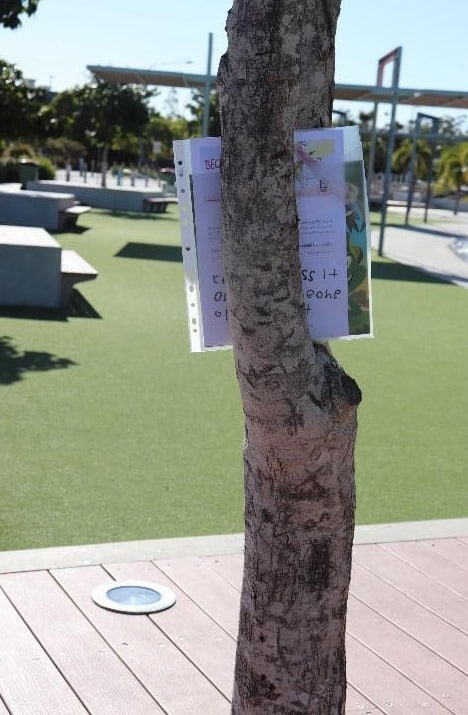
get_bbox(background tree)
[0,0,39,28]
[436,114,468,139]
[186,89,221,137]
[0,58,49,144]
[437,142,468,214]
[218,1,360,712]
[42,137,87,169]
[146,112,190,164]
[47,79,154,185]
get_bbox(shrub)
[0,160,20,182]
[0,156,56,183]
[2,142,36,161]
[43,138,87,168]
[37,156,56,179]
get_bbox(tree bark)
[218,2,361,713]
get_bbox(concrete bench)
[59,203,92,229]
[0,225,98,308]
[27,179,175,213]
[0,187,91,231]
[61,249,98,305]
[0,183,23,191]
[142,196,178,213]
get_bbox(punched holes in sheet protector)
[91,580,176,614]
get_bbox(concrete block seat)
[61,249,98,305]
[0,186,91,231]
[0,225,98,308]
[27,179,177,213]
[59,203,92,229]
[142,196,178,213]
[0,183,23,191]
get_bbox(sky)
[2,0,468,129]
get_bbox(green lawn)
[1,207,467,551]
[334,257,468,526]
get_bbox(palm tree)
[437,142,468,214]
[392,138,432,180]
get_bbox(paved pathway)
[372,208,468,289]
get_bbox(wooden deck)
[0,522,467,714]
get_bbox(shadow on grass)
[399,224,468,240]
[51,224,91,236]
[67,290,102,317]
[0,335,77,385]
[115,242,182,263]
[99,209,177,222]
[371,259,444,284]
[0,290,101,321]
[371,217,399,227]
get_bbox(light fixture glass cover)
[91,580,176,614]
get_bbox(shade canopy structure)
[87,65,468,110]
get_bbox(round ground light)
[91,580,176,614]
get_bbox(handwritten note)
[295,126,372,339]
[191,165,231,348]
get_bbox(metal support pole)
[405,118,419,225]
[366,101,378,197]
[378,47,402,256]
[202,33,213,137]
[424,142,437,223]
[424,120,439,223]
[332,110,347,127]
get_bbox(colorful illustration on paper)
[295,137,343,200]
[345,160,371,335]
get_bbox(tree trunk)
[101,144,109,188]
[218,2,361,712]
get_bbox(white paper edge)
[173,139,205,352]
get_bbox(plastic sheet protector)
[174,127,373,352]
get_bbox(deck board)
[156,556,241,638]
[352,544,468,634]
[343,686,384,714]
[203,552,243,589]
[54,564,230,714]
[418,538,468,571]
[0,587,87,714]
[383,540,468,598]
[106,560,236,701]
[0,700,12,714]
[347,596,467,711]
[346,636,453,714]
[350,562,468,674]
[0,529,467,714]
[0,570,161,714]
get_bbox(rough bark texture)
[218,1,361,714]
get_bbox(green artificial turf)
[1,208,244,550]
[1,207,467,550]
[334,254,468,526]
